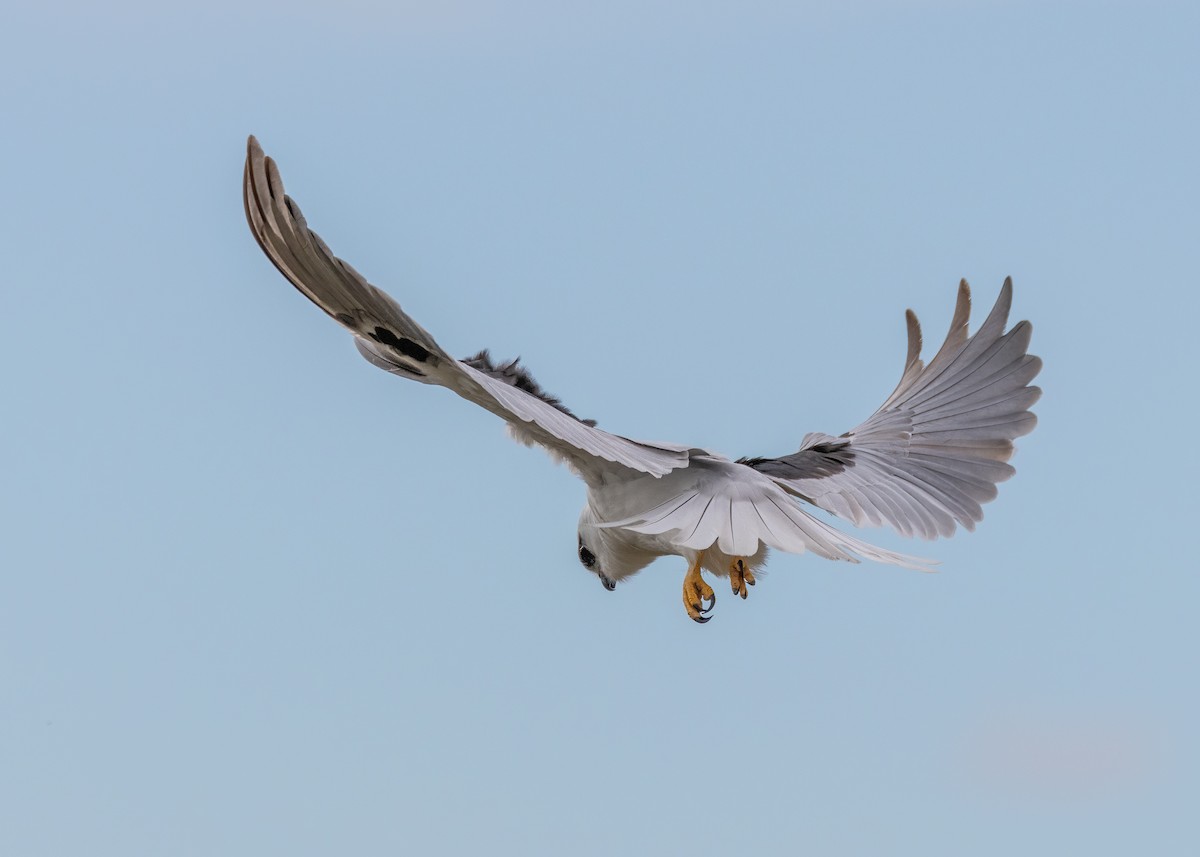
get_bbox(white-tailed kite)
[243,136,1042,623]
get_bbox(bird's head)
[577,505,656,591]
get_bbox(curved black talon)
[683,561,717,623]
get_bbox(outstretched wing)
[243,135,690,479]
[740,280,1041,539]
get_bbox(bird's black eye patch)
[578,544,597,569]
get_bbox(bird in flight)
[243,136,1042,623]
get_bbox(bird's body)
[583,457,776,583]
[243,135,1042,623]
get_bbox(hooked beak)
[599,574,616,591]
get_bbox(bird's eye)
[578,545,597,569]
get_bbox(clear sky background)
[2,1,1197,855]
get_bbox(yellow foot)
[682,553,715,624]
[729,558,756,599]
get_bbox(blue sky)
[2,2,1197,854]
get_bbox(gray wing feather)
[244,145,447,371]
[243,136,689,480]
[743,280,1041,539]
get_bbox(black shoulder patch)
[370,327,431,363]
[462,349,597,427]
[737,440,855,479]
[736,456,771,467]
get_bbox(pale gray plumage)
[242,135,1042,622]
[740,280,1041,540]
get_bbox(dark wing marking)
[462,349,597,427]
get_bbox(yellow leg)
[682,552,716,623]
[729,558,756,599]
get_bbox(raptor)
[243,136,1042,623]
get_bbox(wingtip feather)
[954,279,972,330]
[904,308,923,369]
